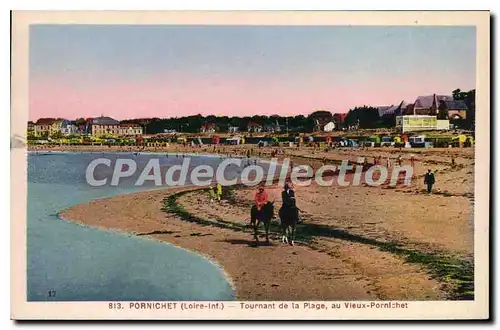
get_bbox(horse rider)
[254,186,269,220]
[282,183,300,224]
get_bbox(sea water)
[27,151,264,301]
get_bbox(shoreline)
[27,144,474,173]
[30,145,473,196]
[56,197,239,300]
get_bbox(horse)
[250,201,274,243]
[279,205,299,245]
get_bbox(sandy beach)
[56,144,474,300]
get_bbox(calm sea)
[27,151,264,301]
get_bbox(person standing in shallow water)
[424,169,436,194]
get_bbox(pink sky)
[29,25,476,121]
[29,73,474,121]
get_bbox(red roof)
[120,123,140,127]
[333,113,347,121]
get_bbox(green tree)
[452,88,475,131]
[452,89,468,101]
[344,106,380,129]
[288,115,314,132]
[50,131,63,139]
[75,118,87,126]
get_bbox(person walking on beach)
[424,169,436,194]
[216,183,223,202]
[410,154,416,167]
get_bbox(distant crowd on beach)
[32,139,468,197]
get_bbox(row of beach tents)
[29,132,474,148]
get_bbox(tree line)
[66,88,475,134]
[117,115,317,134]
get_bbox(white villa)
[119,123,143,136]
[91,116,120,137]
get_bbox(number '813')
[109,303,122,309]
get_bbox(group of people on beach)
[209,183,223,203]
[371,154,407,167]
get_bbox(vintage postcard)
[11,11,490,320]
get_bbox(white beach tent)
[323,121,335,132]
